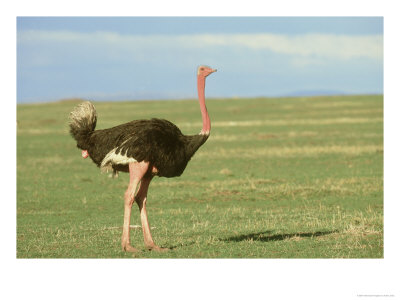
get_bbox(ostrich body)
[69,65,216,252]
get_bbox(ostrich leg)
[121,161,149,252]
[135,176,168,252]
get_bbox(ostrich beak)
[211,69,217,73]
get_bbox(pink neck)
[197,75,210,135]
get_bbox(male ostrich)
[69,65,217,252]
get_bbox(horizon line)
[16,92,383,105]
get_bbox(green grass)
[17,95,383,258]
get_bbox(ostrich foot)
[122,244,139,253]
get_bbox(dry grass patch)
[180,117,382,129]
[199,144,383,158]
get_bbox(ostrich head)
[197,65,217,77]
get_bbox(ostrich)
[69,65,217,252]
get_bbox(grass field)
[16,95,383,258]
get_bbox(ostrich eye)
[200,68,204,71]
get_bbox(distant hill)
[284,90,348,97]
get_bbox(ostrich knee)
[124,188,135,207]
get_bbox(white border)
[5,1,400,299]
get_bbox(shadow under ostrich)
[69,65,217,252]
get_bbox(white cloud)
[177,33,383,60]
[18,30,383,63]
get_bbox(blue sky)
[17,17,383,103]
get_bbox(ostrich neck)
[197,75,210,135]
